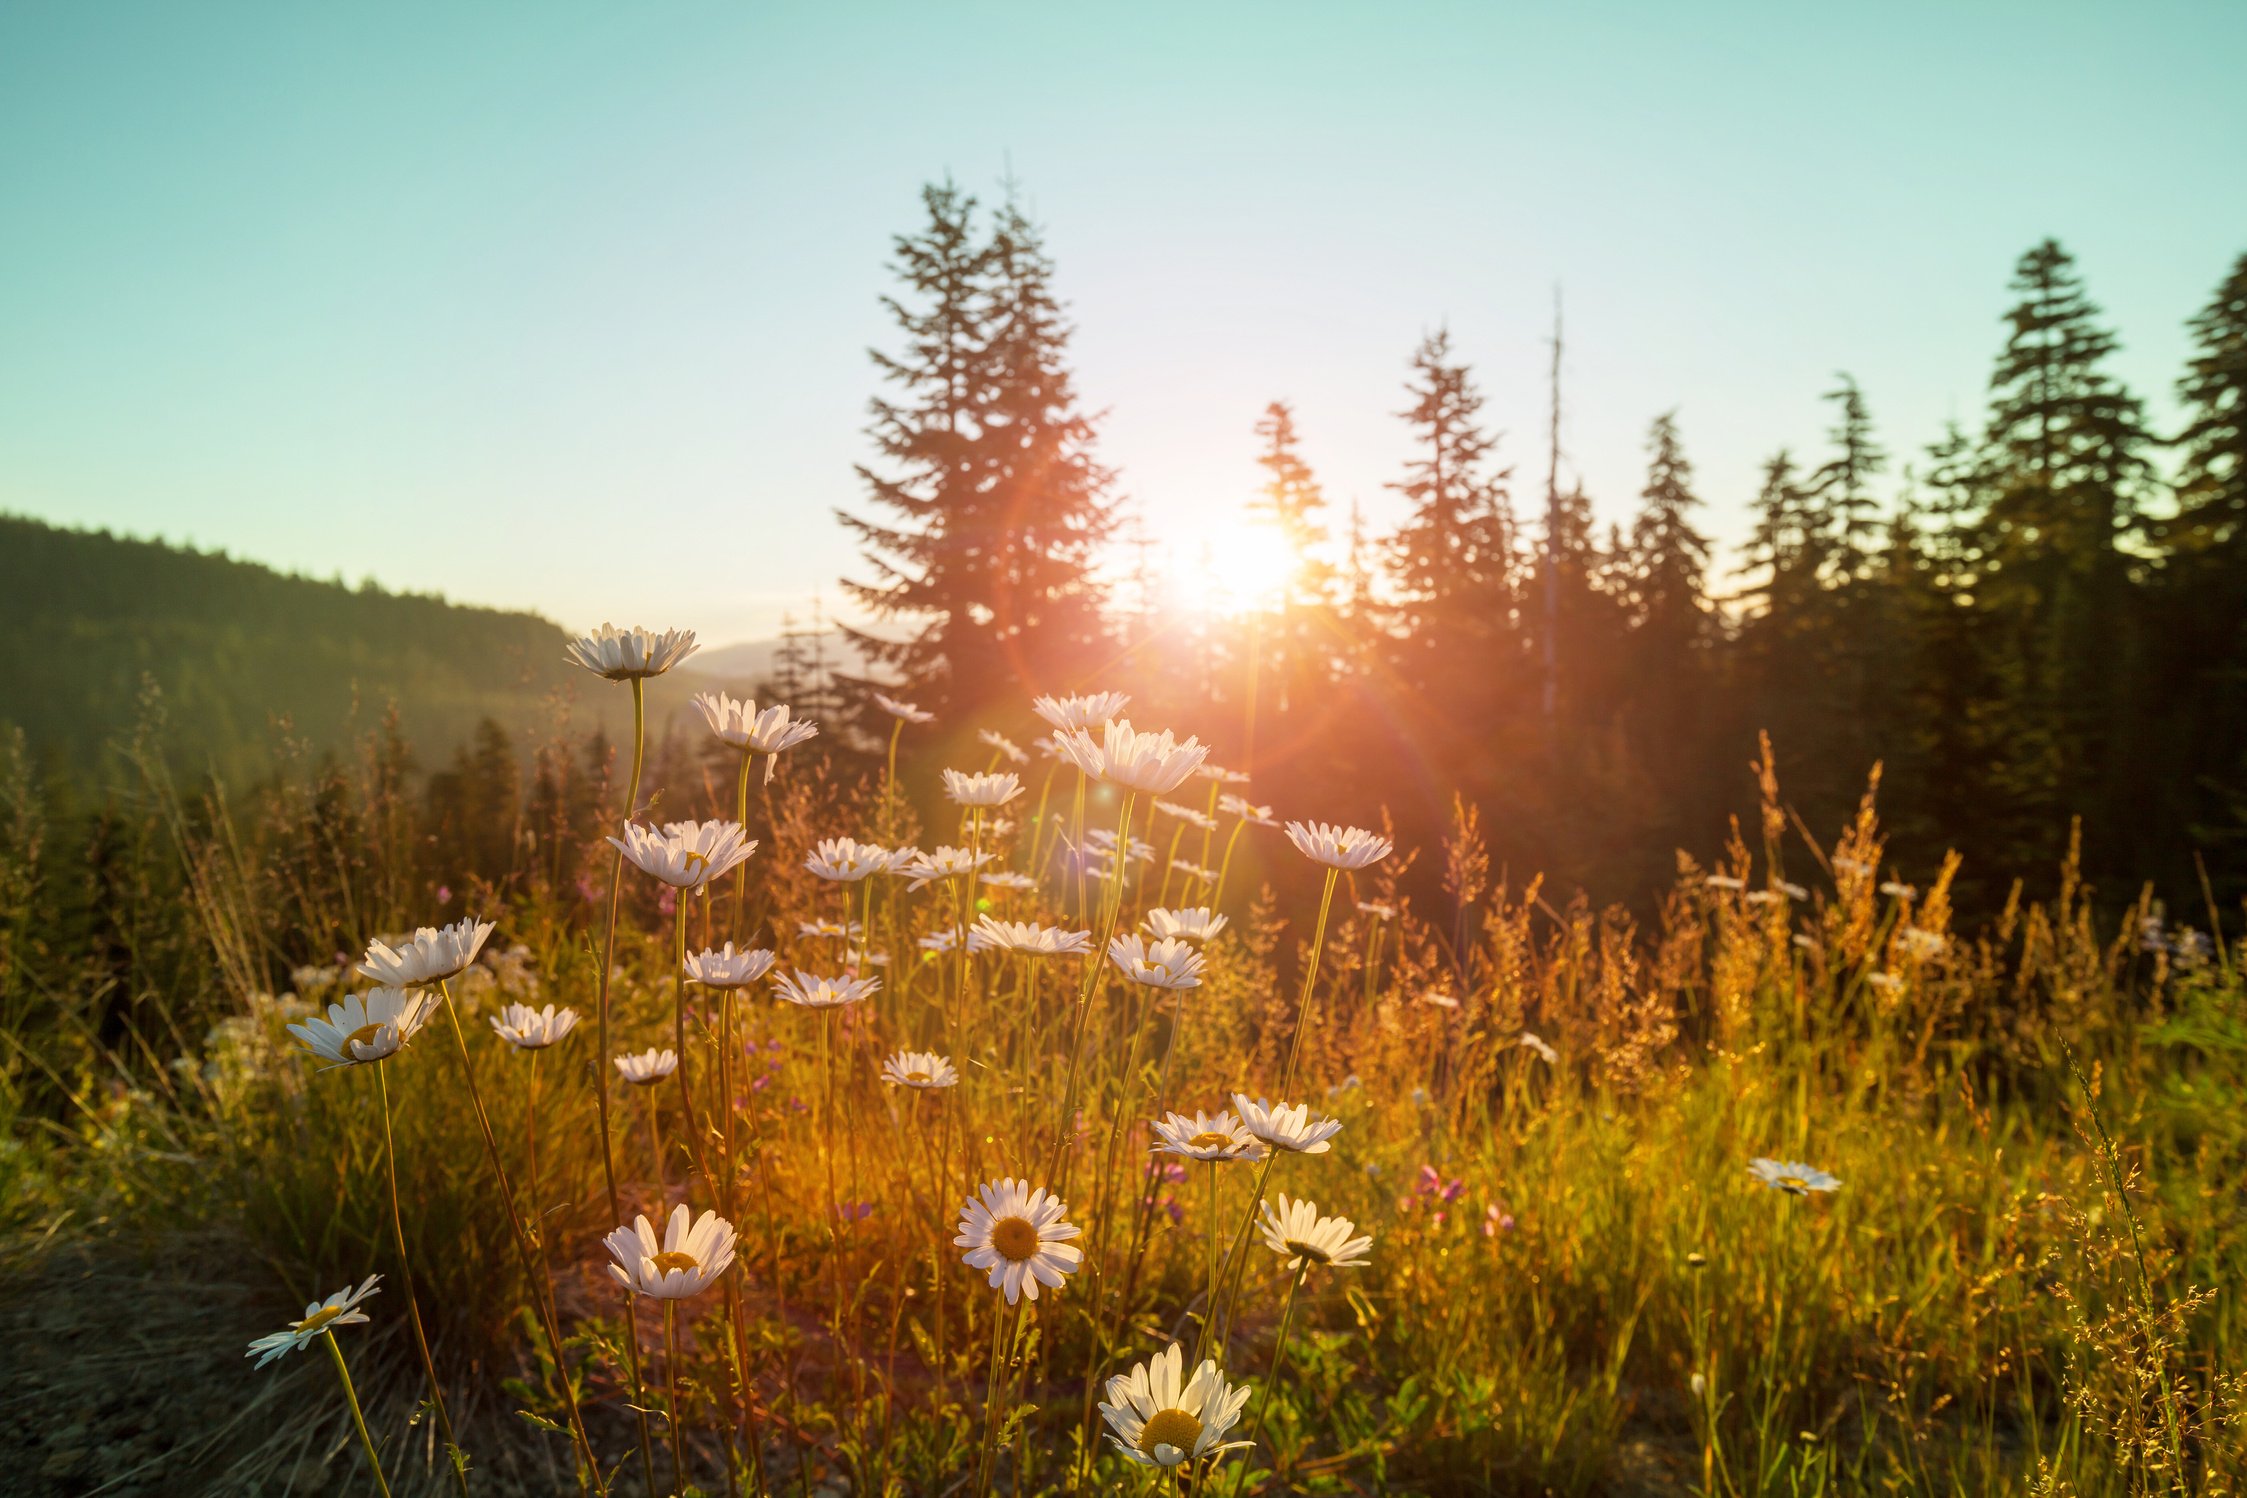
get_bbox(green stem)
[1235,1265,1308,1494]
[666,1298,687,1494]
[325,1330,394,1498]
[372,1064,467,1495]
[1278,869,1340,1098]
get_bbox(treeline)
[839,181,2247,913]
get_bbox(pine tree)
[2169,250,2247,558]
[1249,401,1338,708]
[1806,374,1888,576]
[1623,411,1710,637]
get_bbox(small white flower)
[1196,764,1252,785]
[943,769,1024,807]
[919,927,969,954]
[1284,820,1393,870]
[1356,901,1396,921]
[1108,934,1205,989]
[970,916,1093,956]
[771,970,880,1009]
[1880,881,1918,900]
[359,917,495,987]
[1833,855,1871,877]
[1744,890,1780,907]
[881,845,927,875]
[897,845,993,891]
[604,1203,738,1298]
[873,692,934,724]
[247,1275,382,1369]
[566,623,699,681]
[1515,1031,1556,1063]
[1052,720,1211,795]
[610,820,757,889]
[955,1177,1083,1304]
[489,1002,580,1050]
[881,1050,959,1089]
[692,692,819,771]
[684,944,778,989]
[1168,860,1217,885]
[1232,1094,1344,1155]
[981,871,1038,893]
[287,988,437,1067]
[1153,799,1218,831]
[1866,971,1903,994]
[1899,927,1948,959]
[797,919,864,941]
[615,1048,678,1084]
[1098,1342,1253,1470]
[805,837,891,882]
[1257,1194,1374,1270]
[1085,828,1155,864]
[1218,792,1277,826]
[978,729,1030,765]
[1777,880,1810,900]
[1748,1158,1842,1196]
[1031,691,1131,732]
[1703,874,1745,892]
[1421,991,1460,1010]
[1150,1109,1261,1163]
[1143,907,1228,943]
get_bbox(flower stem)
[1235,1265,1309,1494]
[1278,868,1340,1097]
[324,1329,394,1498]
[372,1064,467,1495]
[665,1298,687,1494]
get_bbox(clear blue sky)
[3,2,2241,645]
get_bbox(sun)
[1187,511,1300,616]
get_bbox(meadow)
[1,627,2241,1498]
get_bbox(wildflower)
[1031,691,1131,732]
[942,768,1024,807]
[1357,901,1396,921]
[1169,860,1217,885]
[1258,1194,1374,1270]
[615,1048,678,1084]
[1416,1165,1466,1204]
[1196,764,1252,785]
[1151,1109,1261,1162]
[1109,934,1206,989]
[1153,799,1218,831]
[955,1178,1082,1304]
[1515,1031,1557,1063]
[692,691,820,759]
[1899,927,1948,959]
[881,845,927,875]
[610,821,757,890]
[1284,820,1394,870]
[1482,1204,1515,1237]
[897,845,994,891]
[1232,1095,1344,1155]
[1748,1158,1842,1196]
[489,1002,580,1050]
[1703,874,1744,892]
[881,1050,960,1089]
[1098,1343,1253,1470]
[1775,880,1810,900]
[771,970,880,1009]
[1866,971,1903,994]
[1219,793,1277,826]
[603,1203,738,1299]
[684,943,778,989]
[979,729,1030,764]
[1792,934,1816,950]
[1083,828,1156,865]
[359,917,495,987]
[797,919,864,941]
[919,928,968,954]
[1881,880,1918,900]
[970,916,1093,956]
[1144,907,1229,943]
[982,871,1038,893]
[246,1275,382,1368]
[1421,991,1460,1010]
[565,623,698,681]
[805,837,890,882]
[838,1200,876,1222]
[288,988,436,1067]
[1833,855,1870,877]
[873,693,934,724]
[1051,720,1211,794]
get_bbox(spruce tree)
[1248,401,1338,710]
[1806,374,1888,576]
[2170,250,2247,558]
[1623,411,1711,637]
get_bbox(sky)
[3,2,2243,646]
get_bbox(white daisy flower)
[1283,820,1393,870]
[246,1275,382,1369]
[1257,1194,1374,1270]
[603,1203,738,1299]
[1703,874,1745,892]
[1744,890,1780,907]
[771,970,880,1009]
[287,987,436,1068]
[805,837,890,882]
[1232,1095,1344,1155]
[615,1048,678,1085]
[897,845,993,891]
[1196,764,1252,785]
[1098,1342,1253,1470]
[1776,880,1810,901]
[1085,828,1156,864]
[565,623,699,681]
[970,916,1094,956]
[1169,860,1217,885]
[1218,793,1278,826]
[1143,907,1228,943]
[1420,991,1460,1010]
[1866,971,1903,994]
[1150,1109,1261,1163]
[684,943,778,989]
[1051,720,1211,795]
[1356,901,1396,921]
[609,820,757,890]
[1833,855,1871,877]
[1514,1031,1557,1063]
[358,917,495,988]
[881,845,928,876]
[880,1050,959,1089]
[489,1002,579,1050]
[691,692,819,774]
[1899,927,1948,959]
[981,870,1038,892]
[1108,934,1205,989]
[978,729,1030,765]
[1748,1158,1842,1196]
[1880,881,1918,900]
[955,1178,1083,1304]
[943,768,1023,807]
[1153,799,1218,831]
[798,919,864,942]
[919,927,969,954]
[873,692,934,724]
[1031,691,1131,732]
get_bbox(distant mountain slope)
[0,515,755,786]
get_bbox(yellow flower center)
[1283,1237,1332,1265]
[1188,1132,1232,1151]
[343,1022,387,1054]
[1139,1407,1203,1458]
[1777,1175,1808,1194]
[905,1070,931,1084]
[651,1250,700,1275]
[990,1215,1040,1263]
[295,1304,345,1333]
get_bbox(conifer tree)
[1806,374,1888,576]
[1623,411,1711,637]
[2170,250,2247,559]
[1248,401,1338,708]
